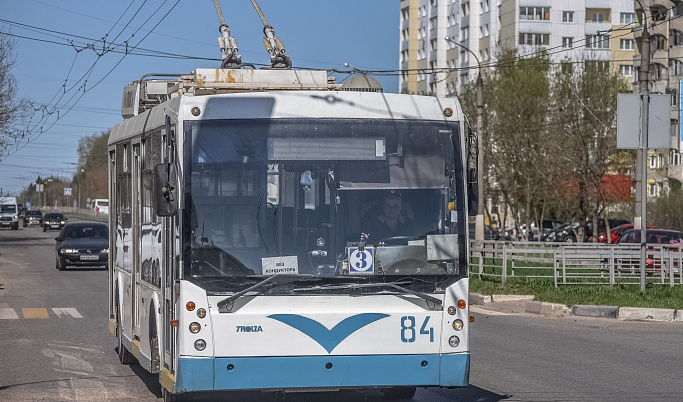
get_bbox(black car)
[43,212,67,231]
[543,218,630,243]
[23,210,43,227]
[55,222,109,271]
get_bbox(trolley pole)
[637,20,650,292]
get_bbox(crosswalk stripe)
[0,308,19,319]
[51,308,83,318]
[22,308,49,319]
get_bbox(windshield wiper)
[216,274,318,310]
[294,281,442,306]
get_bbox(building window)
[481,0,490,13]
[670,150,682,166]
[620,39,634,50]
[519,33,550,45]
[591,12,605,23]
[672,30,683,46]
[562,11,574,22]
[401,8,409,21]
[649,154,658,168]
[460,27,469,41]
[654,35,667,50]
[562,37,573,48]
[462,2,470,16]
[649,182,661,197]
[619,65,633,77]
[520,7,550,21]
[429,17,437,30]
[669,59,683,76]
[620,12,636,24]
[585,60,610,71]
[586,34,610,49]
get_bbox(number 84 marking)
[400,316,434,343]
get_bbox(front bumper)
[172,353,469,393]
[60,254,108,267]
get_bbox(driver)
[363,190,416,243]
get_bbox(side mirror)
[55,237,62,241]
[467,168,478,216]
[153,163,179,217]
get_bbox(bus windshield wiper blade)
[216,274,317,309]
[294,282,442,306]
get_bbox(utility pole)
[637,13,650,292]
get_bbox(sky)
[0,0,400,197]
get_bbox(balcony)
[585,0,612,9]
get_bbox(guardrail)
[469,240,683,287]
[41,207,108,223]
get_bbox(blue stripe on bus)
[174,353,469,392]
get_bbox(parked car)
[23,209,43,227]
[504,220,565,241]
[616,229,683,274]
[589,223,652,244]
[93,199,109,215]
[43,212,67,232]
[543,218,630,243]
[55,222,109,271]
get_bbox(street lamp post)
[445,36,485,240]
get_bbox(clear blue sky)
[0,0,400,196]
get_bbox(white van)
[0,197,19,230]
[93,199,109,215]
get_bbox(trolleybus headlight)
[194,339,206,351]
[447,306,457,315]
[189,322,201,334]
[197,308,206,319]
[452,319,464,331]
[457,299,466,309]
[61,248,78,254]
[448,335,460,348]
[186,301,196,311]
[101,248,109,253]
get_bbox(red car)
[616,229,683,274]
[589,223,652,244]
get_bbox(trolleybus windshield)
[183,119,466,292]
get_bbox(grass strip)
[470,276,683,309]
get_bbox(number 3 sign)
[348,247,374,275]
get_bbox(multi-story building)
[399,0,683,195]
[633,1,683,195]
[399,0,636,94]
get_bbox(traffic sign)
[64,188,72,196]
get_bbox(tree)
[0,30,31,161]
[549,59,631,239]
[460,48,554,238]
[73,131,110,206]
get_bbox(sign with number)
[347,246,374,275]
[64,188,72,196]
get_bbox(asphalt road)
[1,227,682,401]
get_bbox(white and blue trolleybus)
[107,59,478,402]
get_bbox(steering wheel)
[375,236,419,246]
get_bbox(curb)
[572,305,619,319]
[469,292,491,305]
[491,294,535,302]
[525,301,572,317]
[618,307,676,322]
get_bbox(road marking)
[0,308,19,319]
[52,308,83,318]
[22,308,49,319]
[470,305,513,316]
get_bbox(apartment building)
[399,0,636,96]
[399,1,683,194]
[634,0,683,195]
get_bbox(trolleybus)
[108,67,477,400]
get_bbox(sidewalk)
[469,292,683,322]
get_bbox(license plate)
[80,255,99,261]
[51,225,59,228]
